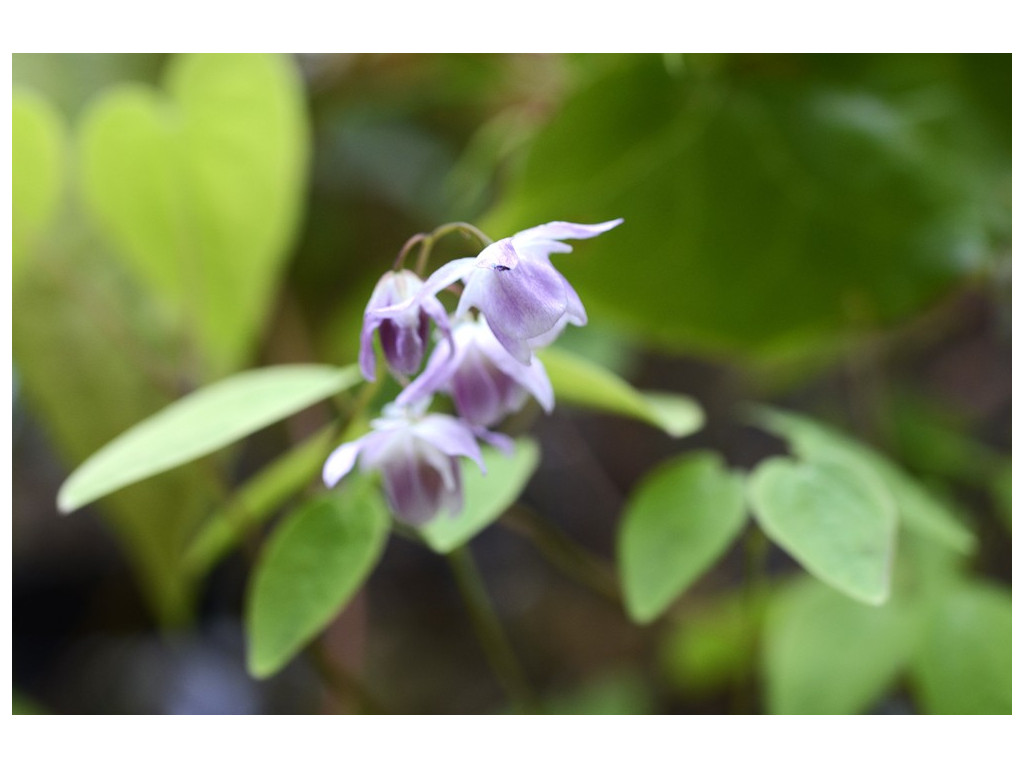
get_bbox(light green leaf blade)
[420,439,540,554]
[13,88,66,276]
[58,365,360,513]
[751,406,975,554]
[78,53,309,375]
[910,581,1011,714]
[763,576,923,714]
[618,452,747,623]
[538,346,704,438]
[246,484,390,678]
[749,457,897,605]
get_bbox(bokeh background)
[12,53,1011,714]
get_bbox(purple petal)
[322,438,365,487]
[380,441,449,525]
[359,314,383,381]
[562,275,587,326]
[483,317,535,364]
[449,346,518,426]
[397,333,465,407]
[413,414,485,473]
[513,219,624,244]
[476,324,555,413]
[476,239,519,270]
[459,259,567,341]
[471,425,516,455]
[370,258,477,321]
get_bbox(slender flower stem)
[500,505,621,605]
[446,545,535,712]
[310,638,391,715]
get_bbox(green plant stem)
[500,504,621,605]
[309,638,391,715]
[734,525,770,714]
[446,545,535,712]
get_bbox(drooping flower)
[322,404,510,525]
[359,269,452,382]
[398,316,554,426]
[371,219,623,363]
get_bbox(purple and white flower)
[359,269,452,382]
[371,219,623,363]
[322,404,509,525]
[398,317,554,427]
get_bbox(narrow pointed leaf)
[246,483,390,678]
[58,365,360,513]
[749,457,897,605]
[539,346,703,438]
[619,452,747,623]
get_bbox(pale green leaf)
[618,452,747,623]
[763,577,923,714]
[420,439,540,554]
[752,406,975,554]
[78,53,309,375]
[910,581,1011,714]
[246,484,390,678]
[58,365,360,513]
[13,89,65,275]
[538,346,704,437]
[749,457,897,605]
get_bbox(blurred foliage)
[12,53,1010,715]
[483,53,1010,361]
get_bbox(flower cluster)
[323,218,622,525]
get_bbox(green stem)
[309,638,391,715]
[734,525,769,714]
[500,505,621,605]
[446,545,535,712]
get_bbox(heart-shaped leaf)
[910,580,1011,714]
[763,576,923,714]
[420,439,540,554]
[78,53,309,375]
[246,483,390,678]
[58,365,360,513]
[751,406,975,554]
[13,88,66,277]
[749,457,897,605]
[619,452,747,623]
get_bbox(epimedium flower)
[371,219,623,363]
[322,403,511,526]
[359,269,453,382]
[397,316,554,427]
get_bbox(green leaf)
[751,406,975,554]
[483,55,1005,360]
[13,88,66,276]
[183,425,339,577]
[420,438,540,554]
[246,484,390,678]
[763,577,923,714]
[749,457,897,605]
[58,365,360,513]
[538,346,704,438]
[910,581,1011,714]
[618,452,747,623]
[659,591,765,698]
[78,53,309,375]
[540,670,656,715]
